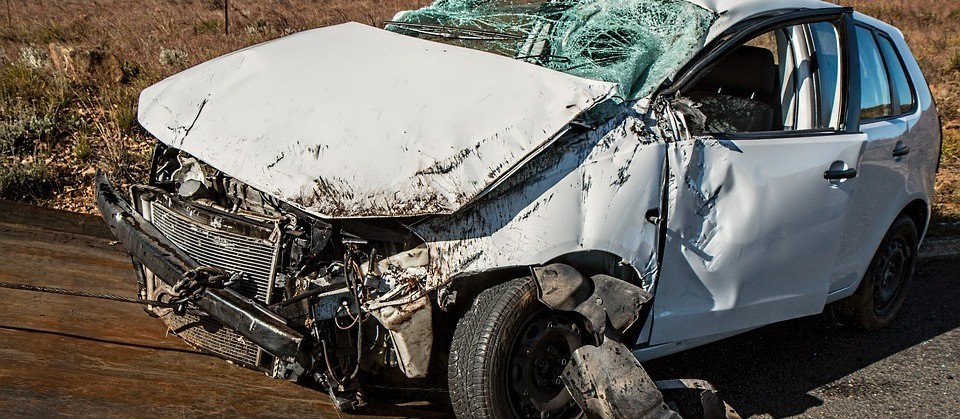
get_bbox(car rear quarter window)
[876,34,916,115]
[856,26,893,120]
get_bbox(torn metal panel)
[561,339,680,419]
[650,133,867,344]
[137,22,617,219]
[368,294,433,379]
[532,264,652,338]
[412,105,668,289]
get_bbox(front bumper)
[94,172,303,360]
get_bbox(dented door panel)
[651,133,867,344]
[829,119,909,296]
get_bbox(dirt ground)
[0,200,451,418]
[1,199,959,418]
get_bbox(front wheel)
[835,215,918,331]
[448,277,586,419]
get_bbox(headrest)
[696,45,777,100]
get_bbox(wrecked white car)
[96,0,941,417]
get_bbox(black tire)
[835,215,918,331]
[448,277,585,419]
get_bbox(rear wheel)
[448,277,586,419]
[836,215,918,331]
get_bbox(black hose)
[345,253,364,380]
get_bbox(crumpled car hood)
[138,22,617,218]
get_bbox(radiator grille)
[151,202,279,303]
[162,310,261,369]
[147,199,280,370]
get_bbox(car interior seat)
[688,45,782,133]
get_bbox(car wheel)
[448,276,586,419]
[836,215,918,331]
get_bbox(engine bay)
[137,142,431,410]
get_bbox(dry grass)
[0,0,426,211]
[0,0,958,233]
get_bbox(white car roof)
[690,0,842,42]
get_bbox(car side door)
[828,24,925,299]
[649,10,868,344]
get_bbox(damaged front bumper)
[94,171,304,360]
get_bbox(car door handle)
[893,143,910,158]
[824,168,857,180]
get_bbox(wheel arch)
[433,250,652,371]
[901,198,930,241]
[445,250,646,316]
[828,197,927,304]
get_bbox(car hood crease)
[137,22,617,219]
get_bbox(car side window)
[686,20,846,134]
[686,27,797,133]
[810,22,842,130]
[856,26,893,120]
[876,34,916,115]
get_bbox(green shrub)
[119,60,142,83]
[942,130,960,163]
[194,19,222,35]
[73,135,94,161]
[0,103,62,155]
[948,51,960,74]
[0,162,61,201]
[0,63,51,102]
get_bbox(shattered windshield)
[386,0,716,101]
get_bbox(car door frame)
[663,6,860,131]
[637,7,867,349]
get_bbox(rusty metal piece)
[369,293,433,378]
[533,264,651,338]
[561,339,680,419]
[655,379,742,419]
[701,390,742,419]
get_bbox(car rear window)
[876,34,916,115]
[856,26,892,120]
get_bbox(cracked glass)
[387,0,716,101]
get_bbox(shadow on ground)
[644,259,960,418]
[929,210,960,237]
[351,260,959,418]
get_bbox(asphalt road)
[0,200,957,418]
